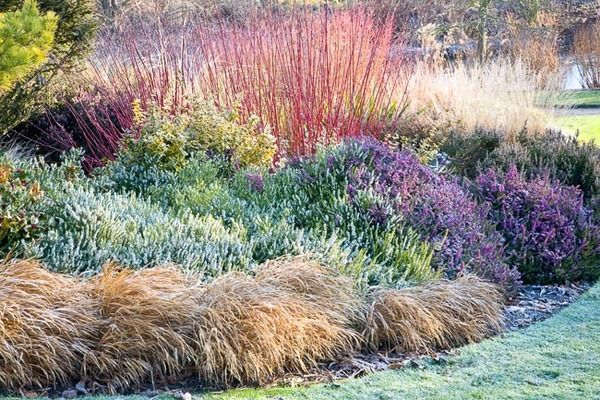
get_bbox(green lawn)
[556,114,600,142]
[206,283,600,400]
[554,90,600,109]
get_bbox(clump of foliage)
[474,165,600,284]
[80,101,276,173]
[197,8,405,156]
[84,264,200,392]
[0,0,57,93]
[0,158,46,256]
[0,0,96,134]
[209,139,519,292]
[319,139,519,292]
[131,102,275,169]
[364,274,504,353]
[195,257,361,386]
[0,259,98,390]
[0,257,505,392]
[0,148,89,258]
[27,186,255,275]
[442,129,600,206]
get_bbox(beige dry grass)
[0,259,507,392]
[364,275,504,353]
[83,263,200,393]
[403,60,561,140]
[193,257,361,386]
[0,259,97,390]
[255,257,363,323]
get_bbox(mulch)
[263,282,592,387]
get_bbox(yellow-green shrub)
[187,102,276,168]
[127,101,276,172]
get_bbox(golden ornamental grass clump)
[0,258,506,392]
[193,257,362,386]
[83,263,200,393]
[0,259,97,390]
[364,275,504,353]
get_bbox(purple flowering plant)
[282,138,521,294]
[474,165,600,283]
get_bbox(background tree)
[0,0,96,136]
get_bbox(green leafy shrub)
[105,102,276,191]
[0,0,57,93]
[0,160,44,256]
[0,149,89,256]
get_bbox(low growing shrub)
[232,144,442,288]
[99,136,519,292]
[0,160,45,257]
[23,158,356,278]
[98,136,439,289]
[474,165,600,283]
[298,139,520,292]
[26,186,254,276]
[78,101,276,172]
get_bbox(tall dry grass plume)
[364,275,504,353]
[403,59,561,140]
[193,257,361,386]
[83,263,200,392]
[0,260,97,390]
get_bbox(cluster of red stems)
[44,8,407,167]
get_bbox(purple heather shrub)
[338,138,521,293]
[474,165,600,284]
[245,173,265,193]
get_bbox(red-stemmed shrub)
[197,8,407,155]
[44,8,407,167]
